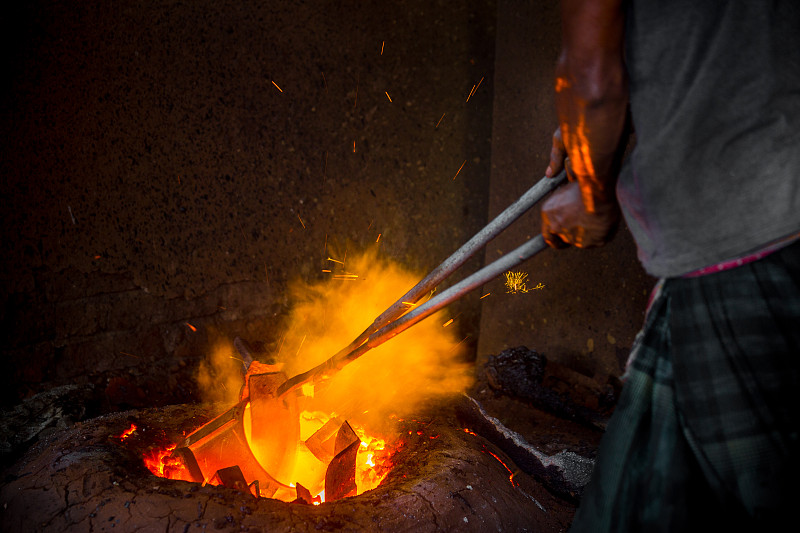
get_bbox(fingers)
[541,197,574,249]
[545,127,567,178]
[543,223,584,249]
[543,230,572,249]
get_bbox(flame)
[195,341,245,405]
[141,408,398,503]
[279,248,473,433]
[148,248,470,502]
[143,444,198,482]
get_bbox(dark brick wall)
[2,267,277,409]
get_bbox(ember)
[139,404,398,503]
[115,423,138,441]
[143,444,199,482]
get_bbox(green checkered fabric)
[569,241,800,532]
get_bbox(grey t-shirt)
[618,0,800,278]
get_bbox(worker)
[540,0,800,531]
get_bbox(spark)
[333,273,359,280]
[435,112,446,129]
[120,351,140,359]
[271,80,283,92]
[452,160,467,180]
[353,140,356,152]
[276,332,287,358]
[296,335,307,357]
[324,233,328,255]
[385,91,392,102]
[504,271,544,294]
[442,318,454,328]
[376,233,382,243]
[466,84,476,102]
[479,292,491,299]
[466,76,484,103]
[185,322,197,332]
[322,269,332,273]
[297,213,306,229]
[381,41,385,55]
[449,334,471,353]
[327,257,345,265]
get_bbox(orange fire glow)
[143,444,199,483]
[115,423,138,441]
[139,410,397,503]
[146,249,470,503]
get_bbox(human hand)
[541,180,620,248]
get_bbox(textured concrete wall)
[1,0,496,408]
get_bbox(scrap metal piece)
[211,465,249,492]
[333,420,359,455]
[294,482,314,504]
[169,446,204,483]
[233,337,256,374]
[304,415,342,464]
[324,421,361,501]
[181,400,286,498]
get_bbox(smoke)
[195,340,244,405]
[277,249,474,431]
[193,248,474,432]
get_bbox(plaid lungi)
[569,240,800,532]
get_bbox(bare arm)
[542,0,629,248]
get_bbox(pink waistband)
[683,233,800,278]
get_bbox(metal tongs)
[177,170,567,493]
[277,170,567,398]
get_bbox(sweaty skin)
[541,0,629,249]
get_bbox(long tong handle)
[277,170,567,397]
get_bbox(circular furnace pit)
[1,400,576,532]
